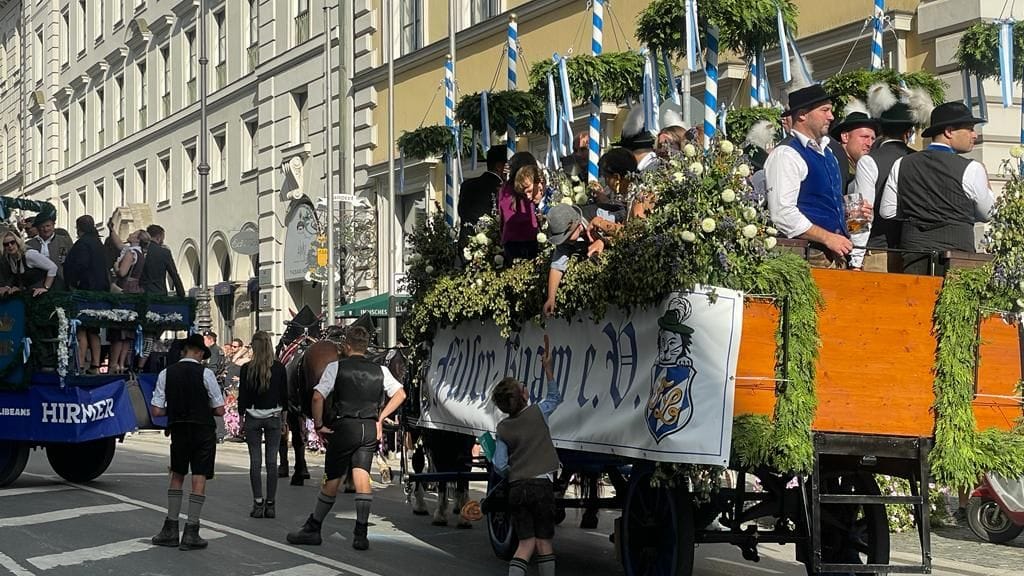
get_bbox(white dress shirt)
[151,358,226,409]
[314,359,403,399]
[21,249,58,278]
[765,131,834,238]
[879,144,994,221]
[637,151,659,172]
[35,235,53,258]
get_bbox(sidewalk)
[891,524,1024,575]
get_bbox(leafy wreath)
[956,22,1024,79]
[823,69,947,115]
[455,90,547,136]
[398,125,479,161]
[527,52,667,105]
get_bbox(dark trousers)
[244,415,283,501]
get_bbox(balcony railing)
[187,78,196,104]
[295,11,310,44]
[117,118,124,139]
[247,44,258,72]
[162,93,170,117]
[138,106,147,129]
[215,62,226,90]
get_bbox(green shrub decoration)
[823,69,946,115]
[455,90,547,136]
[956,22,1024,79]
[636,0,798,59]
[398,125,479,161]
[528,52,666,105]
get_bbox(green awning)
[335,293,409,318]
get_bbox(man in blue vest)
[766,85,856,268]
[879,102,994,275]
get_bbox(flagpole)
[386,0,397,346]
[197,0,211,332]
[588,0,603,183]
[339,0,354,305]
[323,3,336,323]
[507,14,518,153]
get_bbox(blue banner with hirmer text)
[0,377,138,443]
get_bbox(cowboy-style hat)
[922,101,986,138]
[828,111,881,140]
[614,105,656,150]
[783,85,834,117]
[878,102,916,128]
[183,333,211,360]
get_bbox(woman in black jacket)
[238,330,288,518]
[64,215,111,374]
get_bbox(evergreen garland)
[636,0,799,59]
[956,22,1024,79]
[822,69,946,115]
[527,52,664,105]
[454,90,547,136]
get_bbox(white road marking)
[329,511,454,558]
[0,486,76,498]
[706,557,782,574]
[0,504,138,527]
[99,472,248,477]
[25,473,384,576]
[253,564,339,576]
[0,551,34,576]
[26,530,226,570]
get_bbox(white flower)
[742,224,758,239]
[560,196,574,205]
[683,144,697,158]
[536,232,548,244]
[720,189,736,203]
[701,218,716,233]
[474,233,490,246]
[743,207,757,220]
[574,192,589,205]
[688,162,705,176]
[681,230,697,243]
[735,164,751,178]
[425,265,435,274]
[766,227,778,236]
[572,184,585,196]
[1017,297,1024,309]
[462,247,473,261]
[995,231,1004,240]
[765,236,778,250]
[1019,279,1024,291]
[1012,145,1024,159]
[673,171,685,183]
[719,140,735,154]
[493,255,505,266]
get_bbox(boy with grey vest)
[492,335,562,576]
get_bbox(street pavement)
[0,433,1019,576]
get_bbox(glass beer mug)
[845,193,869,234]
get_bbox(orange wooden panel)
[974,315,1023,432]
[734,300,780,418]
[810,269,943,436]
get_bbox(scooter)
[966,472,1024,543]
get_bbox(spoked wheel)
[46,438,116,483]
[621,470,695,576]
[485,473,519,560]
[809,472,889,576]
[0,441,30,487]
[967,496,1024,543]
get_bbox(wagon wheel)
[807,472,889,576]
[485,472,519,560]
[621,470,695,576]
[46,438,116,483]
[0,440,30,487]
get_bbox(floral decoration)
[54,307,69,382]
[144,311,185,325]
[77,308,139,323]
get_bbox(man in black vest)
[150,334,225,551]
[286,326,406,551]
[458,145,507,250]
[852,103,917,271]
[827,107,879,194]
[879,102,994,275]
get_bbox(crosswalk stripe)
[0,504,138,528]
[0,486,76,498]
[0,551,34,576]
[26,530,226,570]
[253,564,338,576]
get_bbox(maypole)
[870,0,885,71]
[703,25,720,148]
[507,14,518,154]
[444,54,456,227]
[588,0,603,183]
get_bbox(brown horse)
[280,336,342,485]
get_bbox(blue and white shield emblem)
[647,364,696,442]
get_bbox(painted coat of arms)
[646,295,696,443]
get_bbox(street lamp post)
[324,3,336,325]
[196,0,212,332]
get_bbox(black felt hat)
[922,101,986,138]
[878,102,916,128]
[828,111,881,140]
[183,334,211,360]
[783,85,834,117]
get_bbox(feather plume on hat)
[620,104,647,139]
[658,100,687,130]
[783,53,816,100]
[744,120,776,150]
[866,82,898,117]
[900,85,935,126]
[844,98,870,118]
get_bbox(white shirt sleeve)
[879,157,901,220]
[151,368,168,408]
[314,361,338,398]
[24,249,58,278]
[963,161,995,221]
[853,155,879,208]
[204,368,225,408]
[380,366,404,397]
[765,146,813,238]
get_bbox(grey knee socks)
[537,554,556,576]
[354,494,372,525]
[166,489,183,521]
[508,558,528,576]
[187,494,205,525]
[312,492,336,524]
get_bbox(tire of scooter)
[966,496,1024,544]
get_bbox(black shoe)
[295,465,311,480]
[352,522,369,551]
[250,501,265,518]
[151,518,180,547]
[278,464,290,478]
[580,510,599,529]
[290,473,305,486]
[179,522,208,551]
[264,501,276,519]
[286,515,322,546]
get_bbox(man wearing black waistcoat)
[879,102,995,276]
[286,326,406,551]
[150,334,225,551]
[458,145,507,250]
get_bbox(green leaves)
[527,52,656,105]
[725,107,782,144]
[636,0,799,58]
[454,90,547,135]
[956,22,1024,79]
[397,125,479,161]
[822,69,946,115]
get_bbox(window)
[471,0,500,24]
[243,118,258,172]
[76,188,87,219]
[183,141,196,194]
[33,28,42,84]
[186,29,196,104]
[96,88,105,147]
[60,109,69,168]
[400,0,422,56]
[61,197,70,227]
[215,11,226,89]
[212,130,226,183]
[34,120,43,180]
[136,163,147,203]
[247,0,258,72]
[160,45,170,116]
[96,1,104,42]
[60,10,69,66]
[137,62,147,128]
[158,151,170,203]
[0,129,5,181]
[291,89,308,144]
[95,180,106,218]
[115,172,125,208]
[77,0,87,55]
[77,98,86,159]
[115,74,125,139]
[295,0,310,44]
